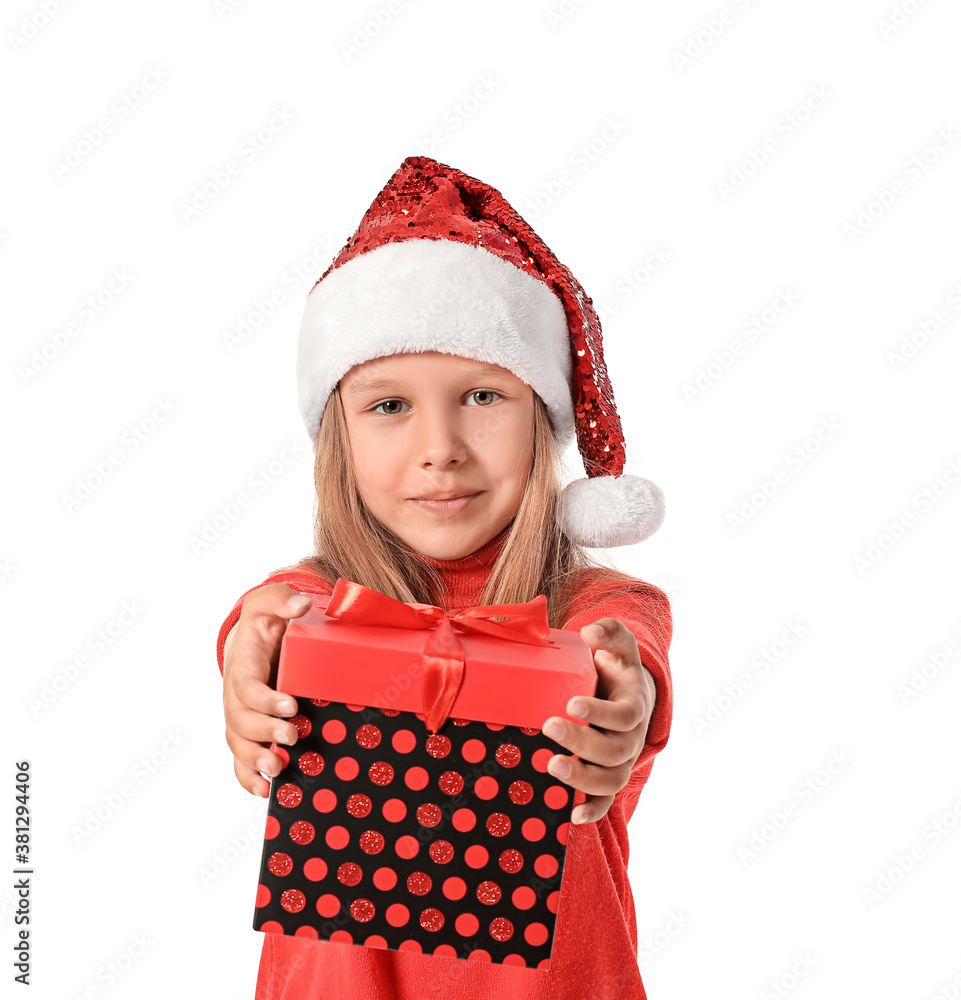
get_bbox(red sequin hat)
[297,155,664,548]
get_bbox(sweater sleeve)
[216,567,334,677]
[561,575,673,799]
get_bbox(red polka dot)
[522,817,546,841]
[443,876,467,900]
[520,725,539,735]
[455,912,479,936]
[373,866,397,891]
[425,734,451,758]
[556,822,570,846]
[464,844,489,869]
[346,794,372,818]
[398,939,422,953]
[260,920,284,934]
[499,849,524,873]
[380,708,400,717]
[346,703,366,712]
[544,785,569,809]
[290,714,312,737]
[484,721,505,731]
[369,761,394,785]
[350,899,375,922]
[406,871,432,895]
[462,738,486,762]
[329,930,352,944]
[524,922,548,946]
[451,717,470,726]
[404,766,429,790]
[268,852,292,876]
[359,830,385,854]
[416,803,441,827]
[271,745,289,768]
[433,944,456,957]
[322,719,346,743]
[386,903,410,927]
[298,751,324,776]
[547,890,560,914]
[469,949,492,963]
[355,724,382,748]
[509,780,534,805]
[276,783,302,808]
[512,886,536,910]
[312,788,337,813]
[439,771,464,795]
[489,917,514,942]
[420,907,444,931]
[395,835,420,859]
[265,816,280,839]
[303,858,327,881]
[316,894,340,918]
[334,756,359,780]
[289,820,315,845]
[531,748,553,772]
[325,825,350,849]
[364,934,387,948]
[486,813,511,837]
[503,954,526,966]
[537,959,551,970]
[281,889,306,912]
[534,854,559,878]
[495,744,521,767]
[294,925,318,939]
[383,798,408,823]
[392,729,416,753]
[337,862,363,886]
[474,776,498,800]
[255,884,271,907]
[429,840,454,863]
[452,808,476,832]
[476,880,501,905]
[310,698,330,707]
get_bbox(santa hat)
[296,155,665,548]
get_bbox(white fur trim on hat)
[558,474,666,548]
[297,238,574,449]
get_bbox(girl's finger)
[225,699,299,748]
[579,618,639,676]
[229,668,299,719]
[546,754,631,798]
[233,755,272,798]
[573,793,615,825]
[225,727,284,782]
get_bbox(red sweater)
[216,530,673,1000]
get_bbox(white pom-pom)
[558,474,665,548]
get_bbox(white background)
[3,1,961,998]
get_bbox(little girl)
[217,156,674,1000]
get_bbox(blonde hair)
[292,382,664,629]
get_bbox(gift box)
[252,578,597,970]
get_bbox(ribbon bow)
[324,578,556,733]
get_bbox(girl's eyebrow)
[343,365,511,397]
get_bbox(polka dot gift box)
[252,578,597,970]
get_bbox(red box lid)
[278,594,598,732]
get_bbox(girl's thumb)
[287,592,312,612]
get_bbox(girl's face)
[339,351,535,560]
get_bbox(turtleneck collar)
[409,524,510,607]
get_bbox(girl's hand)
[541,618,657,825]
[222,585,313,797]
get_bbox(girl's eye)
[370,390,501,415]
[371,399,409,415]
[466,390,501,406]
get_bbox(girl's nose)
[416,407,468,467]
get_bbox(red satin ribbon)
[323,578,557,733]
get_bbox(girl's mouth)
[409,492,481,516]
